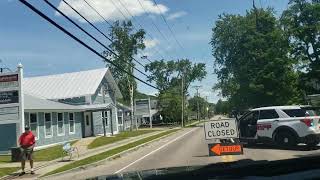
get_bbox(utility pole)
[148,97,152,128]
[130,82,134,131]
[110,88,116,136]
[127,63,138,131]
[192,85,202,121]
[181,67,186,127]
[102,86,106,136]
[205,96,209,120]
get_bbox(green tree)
[145,59,207,122]
[188,96,208,119]
[281,0,320,94]
[145,59,206,92]
[215,99,230,114]
[158,87,182,123]
[103,21,146,103]
[211,8,302,109]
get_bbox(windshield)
[1,0,320,179]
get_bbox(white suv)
[238,106,320,147]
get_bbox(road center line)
[114,127,199,174]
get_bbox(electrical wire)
[136,0,170,48]
[19,0,159,90]
[151,0,185,52]
[61,0,146,68]
[82,0,113,27]
[44,0,148,77]
[108,0,167,60]
[82,0,165,62]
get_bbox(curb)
[42,128,182,179]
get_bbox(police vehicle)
[238,106,320,147]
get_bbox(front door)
[84,112,92,137]
[239,111,259,138]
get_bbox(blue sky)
[0,0,289,103]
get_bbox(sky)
[0,0,289,103]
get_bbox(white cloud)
[167,11,187,20]
[56,0,169,23]
[144,39,159,49]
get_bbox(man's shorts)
[20,146,34,161]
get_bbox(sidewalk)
[2,129,174,179]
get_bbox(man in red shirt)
[19,126,35,176]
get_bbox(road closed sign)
[204,119,238,140]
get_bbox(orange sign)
[208,143,243,156]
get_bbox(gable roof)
[24,94,82,111]
[23,68,122,100]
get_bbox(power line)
[82,0,113,27]
[152,0,185,52]
[19,0,159,90]
[0,59,12,72]
[141,55,153,63]
[108,0,167,59]
[118,0,170,45]
[62,0,146,69]
[109,0,130,21]
[136,0,170,46]
[82,0,165,61]
[118,0,144,28]
[45,0,148,77]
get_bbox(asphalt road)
[48,125,320,180]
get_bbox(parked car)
[238,105,320,147]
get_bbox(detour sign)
[204,119,239,140]
[208,143,243,156]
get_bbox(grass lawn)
[185,119,199,126]
[0,144,68,163]
[45,129,179,176]
[88,130,158,149]
[33,144,65,161]
[185,119,207,128]
[33,140,78,162]
[0,167,20,178]
[0,155,11,163]
[0,144,72,163]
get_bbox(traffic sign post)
[204,119,239,140]
[208,143,243,156]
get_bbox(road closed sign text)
[204,119,238,140]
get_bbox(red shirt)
[19,131,35,147]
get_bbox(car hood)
[87,155,320,179]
